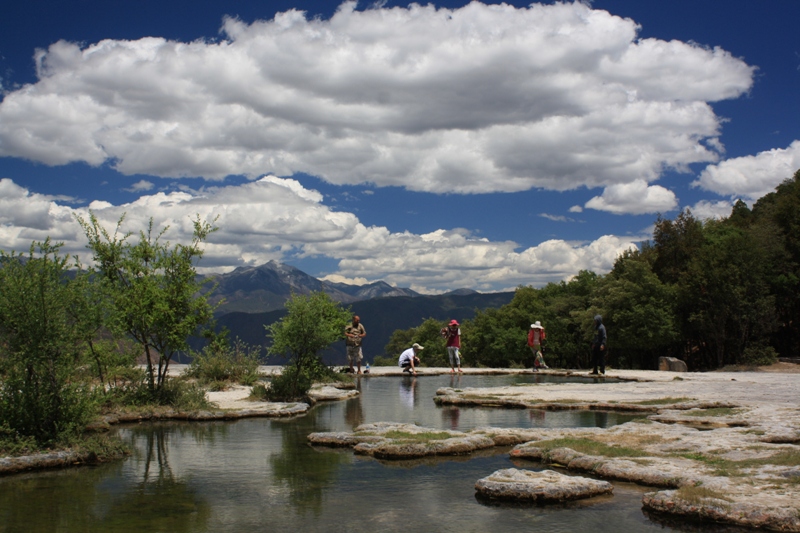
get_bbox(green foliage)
[589,251,678,369]
[384,317,447,366]
[67,434,130,462]
[266,292,351,400]
[103,375,211,410]
[77,212,217,393]
[250,382,269,401]
[0,240,99,445]
[371,355,396,366]
[0,423,39,456]
[187,329,261,385]
[739,343,778,366]
[266,365,313,402]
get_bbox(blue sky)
[1,0,799,293]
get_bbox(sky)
[1,0,799,294]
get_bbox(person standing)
[533,350,549,371]
[344,315,366,374]
[591,314,607,375]
[399,343,424,376]
[528,321,545,357]
[440,319,462,373]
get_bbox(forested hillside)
[211,290,515,365]
[393,170,800,371]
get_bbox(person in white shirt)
[398,343,423,376]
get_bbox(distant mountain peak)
[205,260,419,314]
[444,288,479,296]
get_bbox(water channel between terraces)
[0,373,755,533]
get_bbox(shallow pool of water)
[0,375,752,532]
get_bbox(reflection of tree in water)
[270,411,350,516]
[102,424,212,531]
[0,424,211,532]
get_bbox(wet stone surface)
[474,468,613,503]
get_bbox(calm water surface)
[0,374,751,532]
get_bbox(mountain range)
[203,260,419,314]
[194,261,515,365]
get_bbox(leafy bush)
[0,423,39,456]
[266,365,313,402]
[739,344,778,366]
[0,240,101,446]
[266,292,351,401]
[250,382,269,401]
[104,378,211,411]
[187,332,261,385]
[372,355,396,367]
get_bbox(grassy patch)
[677,452,737,476]
[738,449,800,468]
[632,397,694,406]
[675,485,733,504]
[69,434,131,462]
[684,407,743,417]
[596,432,666,449]
[741,429,766,436]
[381,430,454,442]
[462,394,504,401]
[249,383,269,401]
[675,449,800,477]
[531,437,650,458]
[0,430,129,462]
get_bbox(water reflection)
[0,425,212,533]
[0,375,726,533]
[399,377,418,409]
[344,379,364,428]
[269,413,350,516]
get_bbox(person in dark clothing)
[591,314,607,375]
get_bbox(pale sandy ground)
[202,362,800,410]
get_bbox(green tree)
[384,317,448,367]
[752,169,800,358]
[680,220,777,368]
[78,213,217,394]
[266,292,351,400]
[651,209,706,285]
[588,251,678,369]
[0,239,98,445]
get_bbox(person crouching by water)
[399,343,423,376]
[528,321,546,370]
[345,315,366,374]
[440,319,463,373]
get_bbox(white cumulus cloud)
[584,179,677,214]
[693,140,800,201]
[0,1,754,206]
[0,176,639,292]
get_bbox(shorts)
[347,345,363,363]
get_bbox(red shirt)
[443,326,461,348]
[528,328,545,347]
